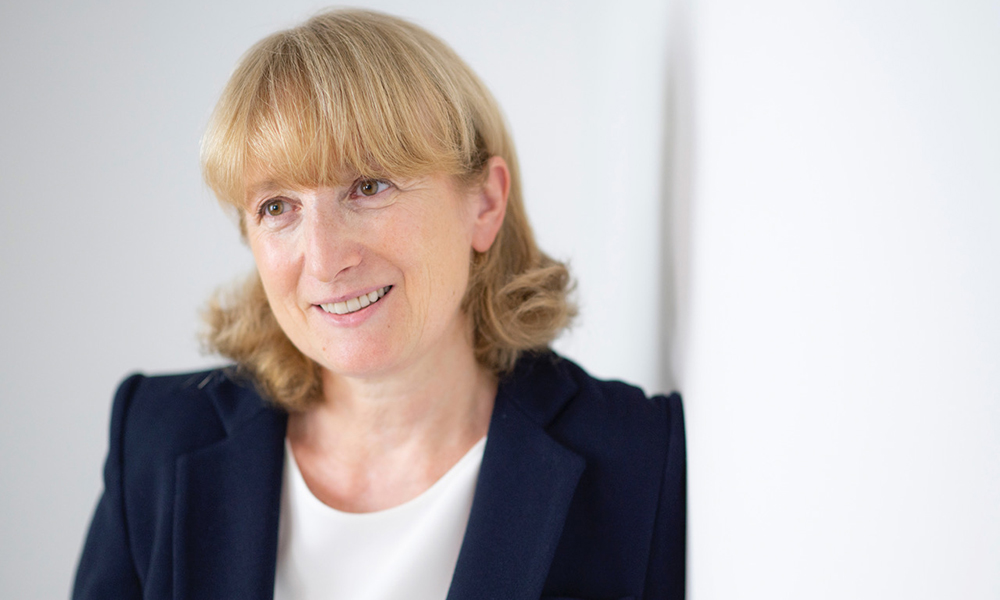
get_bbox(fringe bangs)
[202,12,481,210]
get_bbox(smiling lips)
[319,286,391,315]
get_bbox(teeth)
[320,286,390,315]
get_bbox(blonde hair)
[201,9,574,410]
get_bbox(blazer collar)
[173,370,288,600]
[447,353,586,600]
[201,369,275,436]
[172,355,583,600]
[498,351,581,426]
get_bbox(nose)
[302,207,362,283]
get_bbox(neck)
[286,316,496,512]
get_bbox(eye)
[354,179,391,197]
[257,198,291,219]
[257,198,292,223]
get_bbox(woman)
[74,9,685,600]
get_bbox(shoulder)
[84,368,283,593]
[559,354,682,428]
[501,351,684,504]
[503,352,683,449]
[560,353,680,465]
[109,367,274,467]
[114,370,222,430]
[557,355,685,467]
[108,368,278,534]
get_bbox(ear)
[470,156,510,253]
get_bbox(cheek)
[419,222,474,309]
[250,234,301,300]
[379,207,468,314]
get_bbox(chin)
[315,344,409,380]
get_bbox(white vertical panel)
[686,1,1000,598]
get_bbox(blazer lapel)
[447,355,586,600]
[168,355,580,600]
[172,373,288,600]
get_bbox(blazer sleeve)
[644,392,687,600]
[72,374,145,599]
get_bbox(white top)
[273,437,486,600]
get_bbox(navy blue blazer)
[74,352,685,600]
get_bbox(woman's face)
[243,169,503,381]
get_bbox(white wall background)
[685,0,1000,598]
[1,0,997,598]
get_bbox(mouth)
[318,286,392,315]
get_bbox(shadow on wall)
[658,0,694,394]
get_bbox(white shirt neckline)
[273,436,486,600]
